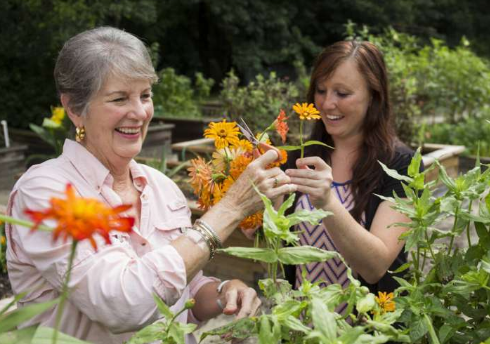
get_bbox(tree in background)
[1,0,489,129]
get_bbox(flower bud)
[185,298,196,309]
[356,293,376,314]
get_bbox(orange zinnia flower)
[188,156,213,194]
[230,155,252,180]
[293,103,321,120]
[275,109,289,143]
[239,212,263,231]
[25,184,134,250]
[375,291,396,314]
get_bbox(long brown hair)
[306,40,397,222]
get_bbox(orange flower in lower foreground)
[375,291,396,314]
[25,184,134,250]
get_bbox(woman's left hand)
[285,157,334,210]
[219,279,261,319]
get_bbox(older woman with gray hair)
[6,27,294,344]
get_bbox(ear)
[60,94,83,127]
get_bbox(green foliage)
[220,70,299,134]
[0,0,157,129]
[127,295,196,344]
[152,68,214,119]
[208,186,408,343]
[424,108,490,156]
[378,149,490,344]
[346,24,490,143]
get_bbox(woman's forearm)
[322,197,405,284]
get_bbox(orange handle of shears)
[253,142,282,162]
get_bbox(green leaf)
[126,323,167,344]
[302,140,334,149]
[436,160,456,190]
[152,294,174,320]
[423,314,441,344]
[379,161,413,183]
[258,315,274,343]
[277,145,302,151]
[277,246,339,265]
[168,323,186,344]
[277,192,295,217]
[438,324,456,344]
[408,147,422,178]
[31,327,91,344]
[0,326,37,344]
[0,299,58,333]
[310,296,336,340]
[281,315,311,334]
[219,247,278,263]
[198,317,256,342]
[410,316,428,342]
[287,209,331,227]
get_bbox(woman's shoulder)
[389,141,416,169]
[14,156,72,191]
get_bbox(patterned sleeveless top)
[294,181,365,315]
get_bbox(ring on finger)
[273,177,278,187]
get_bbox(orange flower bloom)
[275,109,289,143]
[197,187,212,211]
[188,156,213,194]
[293,103,321,120]
[212,183,225,205]
[230,155,252,180]
[240,212,263,231]
[375,291,396,314]
[267,149,288,168]
[25,184,134,250]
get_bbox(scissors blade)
[237,118,258,144]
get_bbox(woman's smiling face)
[71,75,154,169]
[314,59,371,143]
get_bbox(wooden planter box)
[139,123,175,160]
[152,117,223,143]
[459,155,490,174]
[0,145,27,190]
[421,143,466,184]
[9,128,54,158]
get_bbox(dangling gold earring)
[75,127,86,142]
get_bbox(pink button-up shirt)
[6,140,217,344]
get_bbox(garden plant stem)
[52,241,78,344]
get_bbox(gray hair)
[54,26,158,116]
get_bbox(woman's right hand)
[222,150,295,219]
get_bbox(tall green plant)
[202,188,407,343]
[379,149,490,343]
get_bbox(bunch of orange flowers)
[187,111,289,230]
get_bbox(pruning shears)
[237,117,281,161]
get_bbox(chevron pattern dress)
[294,181,365,315]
